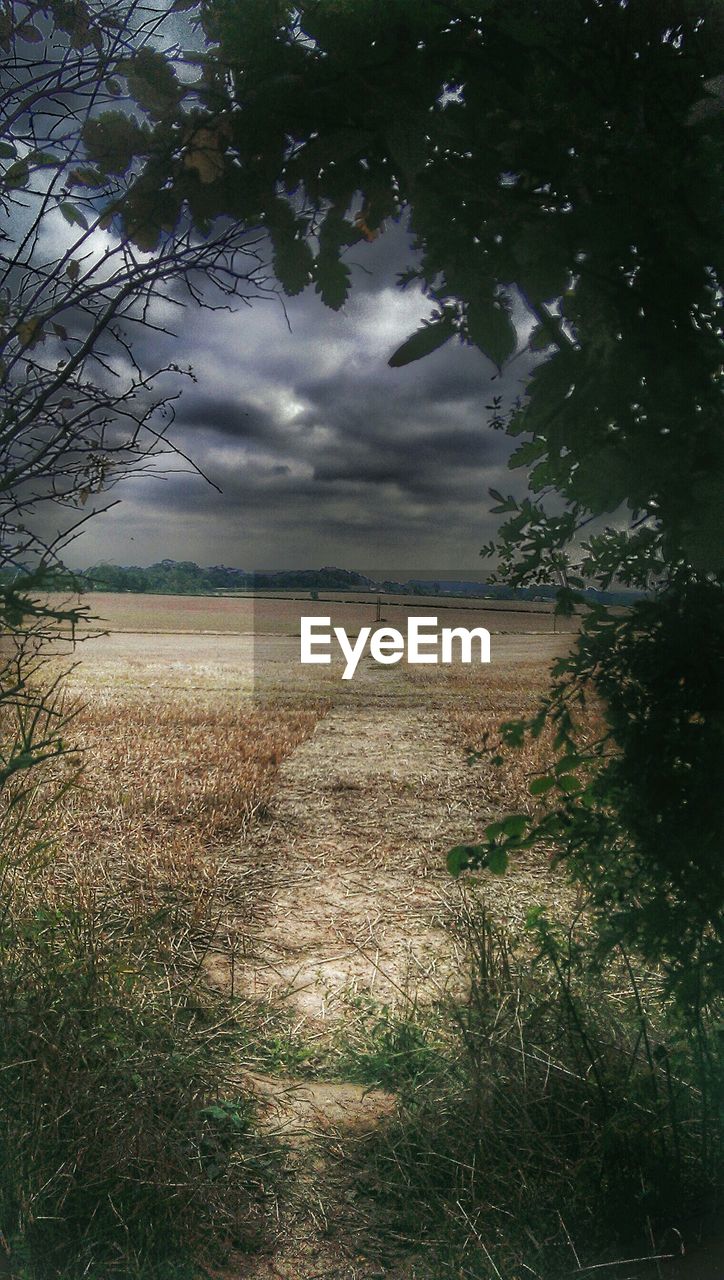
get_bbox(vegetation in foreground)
[0,686,325,1278]
[326,899,723,1278]
[0,918,271,1280]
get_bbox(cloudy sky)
[74,221,533,576]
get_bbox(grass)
[342,899,723,1278]
[52,688,327,967]
[0,676,327,1277]
[324,994,446,1091]
[0,913,276,1279]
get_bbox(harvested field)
[55,602,569,992]
[45,588,578,636]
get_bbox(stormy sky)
[74,221,534,575]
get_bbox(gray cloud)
[73,222,531,573]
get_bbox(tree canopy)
[84,0,724,576]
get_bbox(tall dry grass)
[50,690,327,961]
[0,682,327,1277]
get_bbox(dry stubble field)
[47,591,577,1278]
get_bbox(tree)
[87,0,724,1002]
[1,0,268,799]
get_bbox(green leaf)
[5,159,29,188]
[487,847,509,875]
[512,223,569,302]
[29,150,58,168]
[314,256,350,310]
[82,112,149,176]
[490,496,518,513]
[556,755,580,774]
[0,142,17,159]
[501,720,525,748]
[388,315,455,367]
[69,167,104,188]
[508,438,547,468]
[18,22,43,43]
[301,129,373,174]
[525,905,548,931]
[572,450,631,512]
[528,460,556,492]
[554,587,580,617]
[274,237,314,295]
[268,203,315,295]
[529,708,548,739]
[558,774,581,794]
[387,113,429,179]
[446,844,483,876]
[17,316,43,348]
[117,48,182,121]
[502,814,527,838]
[466,298,516,368]
[529,323,553,352]
[202,1104,230,1122]
[529,775,555,796]
[60,202,89,230]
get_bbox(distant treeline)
[76,561,640,607]
[0,560,640,607]
[84,562,374,594]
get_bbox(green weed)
[348,899,723,1277]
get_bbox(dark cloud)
[182,398,282,443]
[74,222,532,572]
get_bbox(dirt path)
[209,681,559,1279]
[229,699,472,1019]
[211,685,553,1024]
